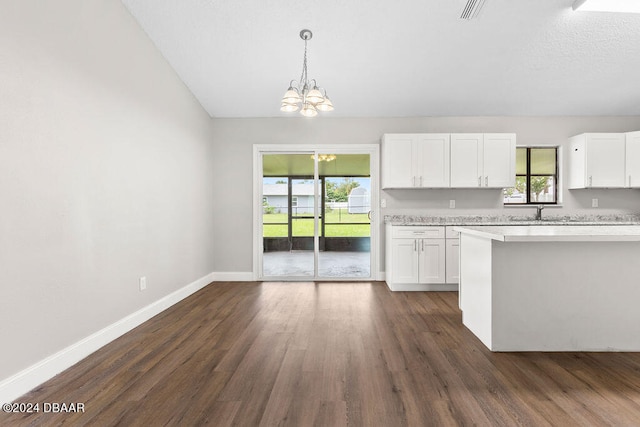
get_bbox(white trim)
[0,272,215,404]
[386,282,458,292]
[211,272,254,282]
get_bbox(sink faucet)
[535,205,544,221]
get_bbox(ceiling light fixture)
[310,154,336,162]
[572,0,640,13]
[281,29,334,117]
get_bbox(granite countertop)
[452,225,640,242]
[384,214,640,226]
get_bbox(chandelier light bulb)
[306,86,324,104]
[300,103,318,117]
[280,103,299,112]
[282,86,301,105]
[316,95,334,112]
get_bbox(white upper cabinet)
[381,134,415,188]
[450,133,516,188]
[626,131,640,188]
[569,133,626,189]
[416,134,451,188]
[382,134,450,188]
[483,133,516,188]
[450,134,483,187]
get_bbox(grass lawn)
[263,209,370,237]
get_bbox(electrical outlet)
[381,198,387,208]
[592,198,599,208]
[449,200,456,209]
[139,276,147,291]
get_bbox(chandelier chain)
[300,39,308,87]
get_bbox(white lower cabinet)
[386,224,458,291]
[445,228,460,284]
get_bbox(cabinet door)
[450,134,483,187]
[626,131,640,188]
[446,238,460,284]
[483,133,516,188]
[586,133,626,188]
[418,239,446,283]
[391,239,419,283]
[382,134,416,188]
[415,134,450,187]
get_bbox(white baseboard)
[213,273,385,282]
[0,272,215,404]
[211,272,254,282]
[386,282,459,292]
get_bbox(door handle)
[367,210,372,221]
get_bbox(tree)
[513,176,550,202]
[263,199,275,214]
[530,176,550,202]
[326,178,359,202]
[325,180,339,201]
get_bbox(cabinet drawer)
[392,226,445,239]
[445,227,460,239]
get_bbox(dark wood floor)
[4,282,640,426]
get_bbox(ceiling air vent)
[460,0,487,20]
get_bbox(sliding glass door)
[258,149,373,280]
[262,153,316,278]
[317,153,371,278]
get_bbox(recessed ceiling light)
[573,0,640,13]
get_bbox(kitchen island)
[454,225,640,351]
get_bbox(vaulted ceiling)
[121,0,640,118]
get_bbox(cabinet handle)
[414,240,417,252]
[478,176,482,187]
[421,239,425,251]
[420,176,423,187]
[485,176,488,187]
[413,176,416,187]
[589,176,593,187]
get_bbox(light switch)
[592,198,599,208]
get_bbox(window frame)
[505,146,559,206]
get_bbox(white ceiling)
[121,0,640,118]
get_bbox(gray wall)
[211,116,640,274]
[0,1,215,381]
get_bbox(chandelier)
[281,29,334,117]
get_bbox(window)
[504,147,558,205]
